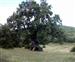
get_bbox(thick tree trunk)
[30,30,43,51]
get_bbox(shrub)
[70,47,75,52]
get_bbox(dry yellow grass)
[0,43,75,62]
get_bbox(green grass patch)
[0,43,75,62]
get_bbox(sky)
[0,0,75,27]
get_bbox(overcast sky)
[0,0,75,27]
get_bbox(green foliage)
[0,0,64,49]
[0,24,14,48]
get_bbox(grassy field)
[0,43,75,62]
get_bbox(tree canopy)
[0,0,64,51]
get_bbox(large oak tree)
[7,0,63,51]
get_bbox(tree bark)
[30,30,43,51]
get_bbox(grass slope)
[0,43,75,62]
[61,26,75,38]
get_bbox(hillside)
[61,26,75,38]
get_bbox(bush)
[70,47,75,52]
